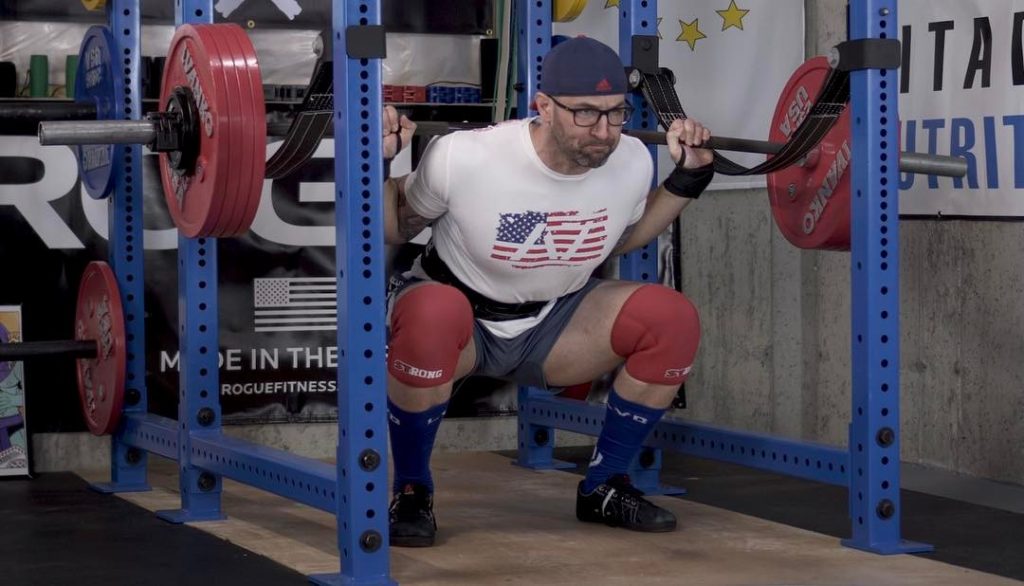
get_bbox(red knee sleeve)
[610,285,701,386]
[388,284,473,388]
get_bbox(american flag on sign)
[253,278,337,332]
[490,209,609,269]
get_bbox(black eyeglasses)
[548,96,634,127]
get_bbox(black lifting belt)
[265,58,334,180]
[637,68,850,176]
[420,243,548,322]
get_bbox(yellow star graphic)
[677,18,707,51]
[717,0,750,31]
[605,0,619,7]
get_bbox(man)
[381,36,713,547]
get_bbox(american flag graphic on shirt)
[253,278,337,332]
[490,208,609,269]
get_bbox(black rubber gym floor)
[6,452,1023,584]
[538,446,1024,583]
[1,472,306,586]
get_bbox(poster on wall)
[897,0,1024,217]
[0,306,30,477]
[553,0,806,191]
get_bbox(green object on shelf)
[30,54,49,97]
[65,55,78,99]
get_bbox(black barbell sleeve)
[0,340,98,361]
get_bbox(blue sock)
[581,388,666,493]
[387,398,448,494]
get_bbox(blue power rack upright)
[514,0,933,555]
[315,0,394,582]
[843,0,929,554]
[154,0,227,525]
[87,1,396,583]
[89,0,151,496]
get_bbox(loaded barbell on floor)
[0,262,127,436]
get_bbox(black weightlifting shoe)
[576,474,677,532]
[389,483,437,547]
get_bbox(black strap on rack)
[264,57,335,180]
[636,67,850,176]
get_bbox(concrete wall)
[678,0,1024,486]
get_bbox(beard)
[551,120,619,169]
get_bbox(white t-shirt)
[404,118,653,338]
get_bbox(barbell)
[34,24,968,249]
[0,262,127,436]
[39,118,965,178]
[405,121,966,178]
[40,23,267,237]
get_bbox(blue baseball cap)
[539,36,627,97]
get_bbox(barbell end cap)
[827,48,841,69]
[313,34,324,59]
[38,122,55,146]
[626,67,643,91]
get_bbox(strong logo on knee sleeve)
[392,359,443,381]
[663,365,693,380]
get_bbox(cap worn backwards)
[539,36,627,97]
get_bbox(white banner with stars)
[554,0,805,191]
[897,0,1024,217]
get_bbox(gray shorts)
[387,275,603,390]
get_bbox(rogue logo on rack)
[2,137,356,249]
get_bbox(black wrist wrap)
[663,162,714,199]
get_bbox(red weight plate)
[212,24,264,237]
[200,24,248,236]
[767,57,852,251]
[197,24,248,237]
[75,261,126,436]
[159,24,232,238]
[226,24,267,236]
